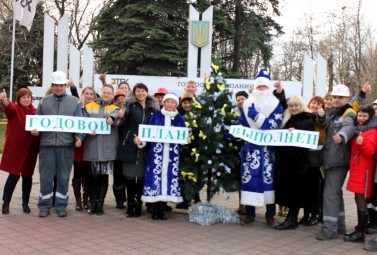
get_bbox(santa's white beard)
[249,89,276,114]
[242,89,280,129]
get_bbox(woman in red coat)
[0,88,39,214]
[344,106,377,242]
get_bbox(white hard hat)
[373,99,377,105]
[50,71,68,85]
[331,84,350,97]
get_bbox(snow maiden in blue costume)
[238,68,284,226]
[137,93,186,220]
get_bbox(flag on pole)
[14,0,39,31]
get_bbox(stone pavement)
[0,164,373,255]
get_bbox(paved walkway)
[0,162,373,255]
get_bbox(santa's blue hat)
[254,68,271,89]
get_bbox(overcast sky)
[275,0,376,38]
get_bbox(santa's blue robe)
[238,96,283,206]
[141,110,185,203]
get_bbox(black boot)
[134,178,144,217]
[2,174,20,215]
[88,175,99,215]
[113,185,125,209]
[2,202,9,215]
[344,211,368,242]
[125,178,136,217]
[367,208,377,234]
[151,203,159,220]
[158,202,167,220]
[126,202,135,218]
[72,178,83,211]
[96,185,108,216]
[275,207,299,230]
[89,188,99,214]
[134,201,142,217]
[298,206,310,225]
[21,177,32,213]
[82,178,89,210]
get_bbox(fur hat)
[163,93,179,105]
[253,68,271,89]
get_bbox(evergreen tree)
[0,3,44,94]
[90,0,188,76]
[192,0,283,78]
[180,63,240,202]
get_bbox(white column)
[41,13,55,89]
[199,6,213,78]
[83,44,94,87]
[315,53,327,97]
[69,44,81,88]
[57,14,69,74]
[302,54,314,103]
[187,5,199,78]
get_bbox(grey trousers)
[38,146,74,213]
[322,166,349,235]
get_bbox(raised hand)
[356,132,363,145]
[0,88,9,106]
[248,103,259,120]
[333,130,343,144]
[317,107,325,117]
[274,80,283,93]
[362,81,372,94]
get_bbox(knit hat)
[253,68,271,89]
[154,87,168,97]
[114,89,126,100]
[163,93,179,105]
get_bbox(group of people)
[3,68,377,251]
[234,68,377,251]
[0,71,197,221]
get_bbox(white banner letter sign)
[229,125,319,149]
[138,124,188,144]
[25,115,111,134]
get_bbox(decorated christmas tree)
[180,63,241,202]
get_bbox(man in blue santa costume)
[238,68,284,226]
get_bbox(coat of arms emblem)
[190,21,210,48]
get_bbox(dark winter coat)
[275,111,316,208]
[0,101,39,177]
[117,94,160,163]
